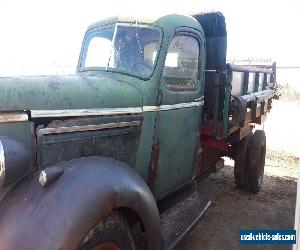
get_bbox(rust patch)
[148,143,159,186]
[195,133,228,179]
[194,135,203,179]
[93,242,120,250]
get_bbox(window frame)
[162,31,202,92]
[77,23,163,80]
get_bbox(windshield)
[81,24,161,78]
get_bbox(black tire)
[79,212,136,250]
[234,133,252,189]
[246,130,266,193]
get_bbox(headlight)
[0,137,31,188]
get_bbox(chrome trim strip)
[38,121,141,136]
[31,101,204,118]
[0,112,28,123]
[194,97,204,102]
[31,107,143,118]
[158,101,204,111]
[0,139,5,187]
[142,106,157,112]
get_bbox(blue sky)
[0,0,299,76]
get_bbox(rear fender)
[0,157,160,250]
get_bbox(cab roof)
[87,14,204,34]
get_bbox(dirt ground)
[176,99,300,250]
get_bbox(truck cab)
[0,12,276,250]
[77,14,206,198]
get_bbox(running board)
[160,191,211,249]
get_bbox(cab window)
[163,35,199,90]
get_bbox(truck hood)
[0,74,142,112]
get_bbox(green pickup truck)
[0,12,276,250]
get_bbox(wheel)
[246,130,266,193]
[234,133,252,189]
[79,212,136,250]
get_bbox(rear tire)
[246,130,266,193]
[234,133,252,189]
[79,212,136,250]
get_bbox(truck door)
[152,28,205,197]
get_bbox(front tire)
[79,212,136,250]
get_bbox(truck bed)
[193,12,277,140]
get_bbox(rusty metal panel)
[0,75,143,112]
[36,116,142,168]
[0,157,160,250]
[37,121,140,135]
[148,143,159,186]
[228,123,252,142]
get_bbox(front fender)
[0,157,160,250]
